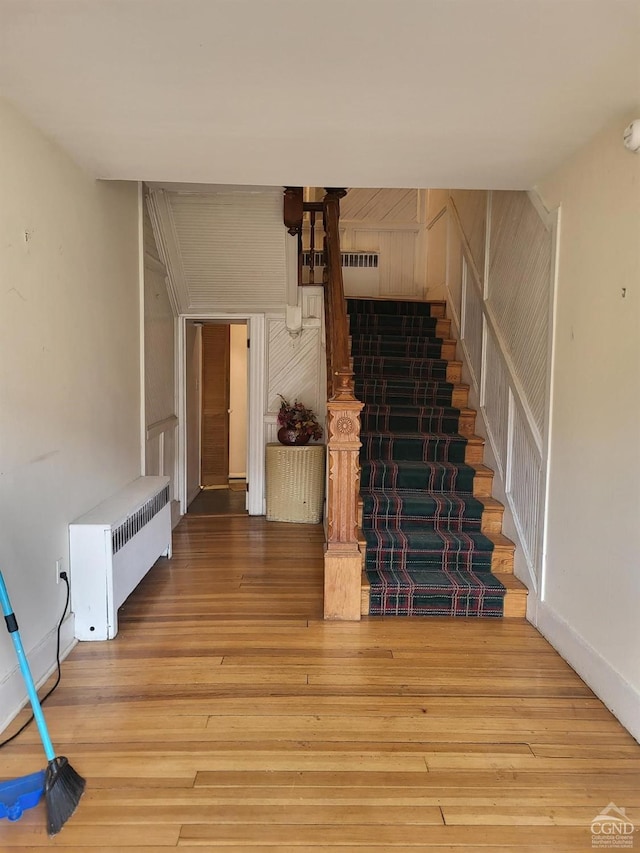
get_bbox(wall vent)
[112,484,170,555]
[302,252,378,269]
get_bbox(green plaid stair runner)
[348,297,506,617]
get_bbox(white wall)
[0,99,140,729]
[534,112,640,741]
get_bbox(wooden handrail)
[281,186,364,619]
[323,190,354,401]
[321,189,363,620]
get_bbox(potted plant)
[276,395,323,445]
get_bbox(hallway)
[0,515,638,849]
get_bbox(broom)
[0,570,85,835]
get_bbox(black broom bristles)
[45,756,86,836]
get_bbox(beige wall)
[535,111,640,740]
[0,99,140,727]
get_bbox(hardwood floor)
[1,515,638,850]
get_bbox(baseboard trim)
[533,599,640,743]
[0,612,77,733]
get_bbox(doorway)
[185,319,248,516]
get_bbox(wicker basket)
[265,443,326,524]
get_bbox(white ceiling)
[0,0,638,189]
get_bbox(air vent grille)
[302,252,378,269]
[112,484,170,555]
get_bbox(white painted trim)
[459,259,481,394]
[426,206,447,230]
[146,189,189,313]
[533,600,640,743]
[526,189,554,230]
[137,182,146,476]
[0,615,76,733]
[177,316,187,514]
[177,313,265,516]
[144,253,167,275]
[483,191,492,299]
[540,203,561,603]
[341,219,421,233]
[482,300,543,454]
[247,315,266,515]
[285,233,299,307]
[146,414,179,441]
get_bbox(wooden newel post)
[320,185,363,620]
[324,396,364,621]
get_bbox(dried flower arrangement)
[277,395,323,444]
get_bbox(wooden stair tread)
[485,532,515,550]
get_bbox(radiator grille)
[112,484,170,555]
[302,252,378,268]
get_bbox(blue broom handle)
[0,571,56,762]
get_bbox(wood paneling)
[461,268,484,391]
[426,210,448,300]
[201,324,230,486]
[483,332,510,476]
[149,188,288,313]
[266,320,323,418]
[341,188,418,223]
[488,191,552,437]
[450,189,488,282]
[1,514,638,850]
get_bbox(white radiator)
[70,476,172,640]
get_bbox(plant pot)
[277,427,311,446]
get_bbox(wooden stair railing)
[322,189,364,620]
[282,187,364,619]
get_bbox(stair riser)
[351,341,445,360]
[352,357,461,384]
[457,409,476,436]
[357,500,502,534]
[357,385,459,408]
[361,437,467,465]
[349,337,456,360]
[360,580,524,618]
[472,470,494,497]
[361,438,483,465]
[363,548,512,575]
[361,413,461,435]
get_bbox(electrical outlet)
[55,558,63,584]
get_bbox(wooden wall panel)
[150,188,287,313]
[509,399,543,584]
[266,320,323,424]
[144,264,175,427]
[461,270,483,392]
[487,191,552,436]
[341,188,418,223]
[446,217,463,327]
[426,211,447,300]
[450,190,488,282]
[482,332,510,477]
[201,325,230,487]
[378,230,416,296]
[427,188,448,224]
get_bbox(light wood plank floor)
[1,515,638,850]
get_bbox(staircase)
[349,297,527,618]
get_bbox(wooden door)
[201,324,230,486]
